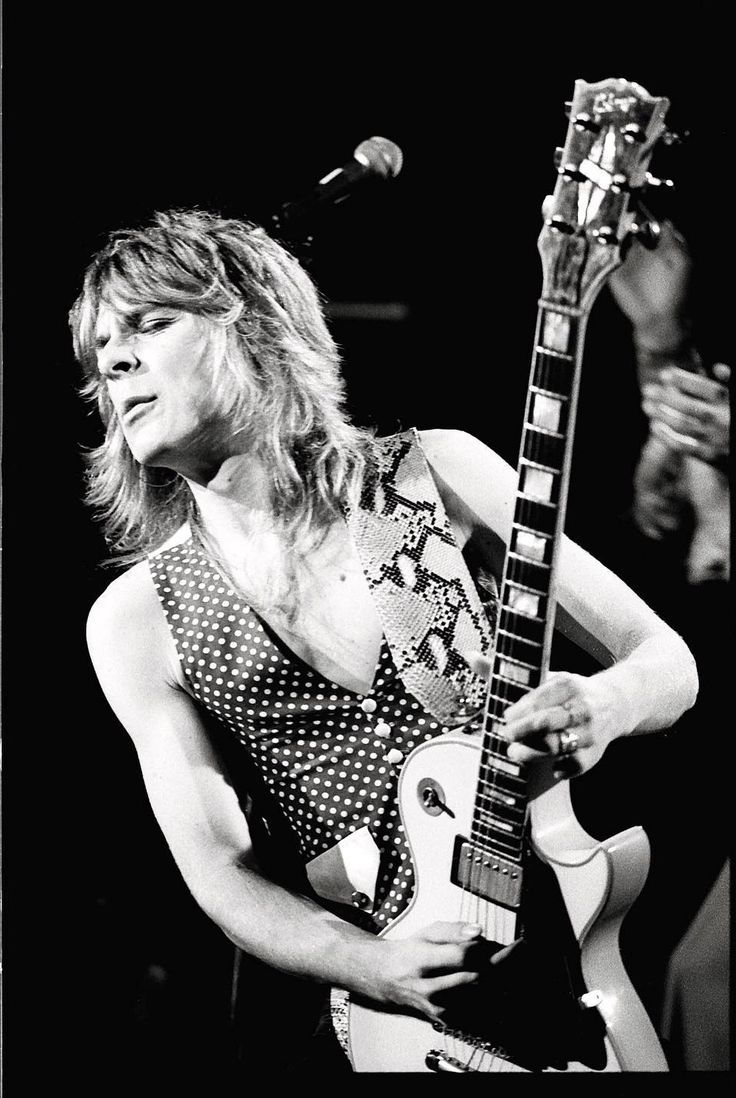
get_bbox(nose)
[98,335,140,379]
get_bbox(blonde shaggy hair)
[70,208,377,564]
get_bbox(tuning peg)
[622,123,646,144]
[558,162,586,183]
[629,218,662,249]
[591,226,618,246]
[661,129,689,146]
[645,172,674,189]
[610,173,630,194]
[573,113,601,134]
[546,215,576,235]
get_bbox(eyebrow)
[93,308,142,349]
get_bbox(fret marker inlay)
[514,529,547,561]
[507,588,540,616]
[522,466,554,502]
[542,311,571,353]
[498,660,531,685]
[532,393,562,431]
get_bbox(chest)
[259,547,384,695]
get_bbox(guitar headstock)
[539,78,671,311]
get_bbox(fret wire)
[468,829,524,860]
[478,781,531,799]
[487,685,528,704]
[517,491,557,509]
[477,790,525,810]
[513,522,553,541]
[494,672,540,688]
[504,578,547,597]
[474,810,519,834]
[519,456,561,475]
[529,384,570,402]
[494,652,539,672]
[470,811,525,839]
[478,769,526,790]
[534,344,573,360]
[537,299,583,317]
[508,551,551,570]
[487,692,522,709]
[497,627,542,647]
[498,604,544,623]
[478,773,527,796]
[523,424,564,440]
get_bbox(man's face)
[95,301,234,479]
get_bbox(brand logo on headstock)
[592,91,638,115]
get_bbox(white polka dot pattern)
[149,539,453,930]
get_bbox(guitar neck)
[471,302,587,859]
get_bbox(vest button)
[374,721,392,738]
[385,748,404,765]
[360,698,377,714]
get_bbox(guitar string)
[449,126,620,1071]
[453,362,539,1071]
[461,341,560,1070]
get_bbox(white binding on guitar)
[341,77,673,1073]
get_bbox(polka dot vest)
[147,433,497,933]
[149,535,456,931]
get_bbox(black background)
[3,17,732,1090]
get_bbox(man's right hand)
[375,921,487,1021]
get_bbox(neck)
[186,451,278,544]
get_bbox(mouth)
[121,396,156,423]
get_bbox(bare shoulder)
[87,560,161,643]
[419,426,492,463]
[417,428,517,541]
[86,560,183,689]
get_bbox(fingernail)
[462,924,483,938]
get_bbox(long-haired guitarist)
[72,208,698,1073]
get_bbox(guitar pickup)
[452,838,523,910]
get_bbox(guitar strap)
[344,429,497,725]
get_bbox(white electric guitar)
[343,77,673,1074]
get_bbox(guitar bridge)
[452,837,523,909]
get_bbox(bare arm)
[421,429,698,774]
[86,564,484,1019]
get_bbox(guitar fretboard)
[471,305,583,862]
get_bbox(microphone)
[272,136,403,234]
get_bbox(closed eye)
[137,314,177,334]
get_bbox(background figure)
[610,220,729,584]
[609,222,730,1071]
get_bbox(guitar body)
[347,733,667,1073]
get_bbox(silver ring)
[556,729,580,756]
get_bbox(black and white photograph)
[2,17,731,1089]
